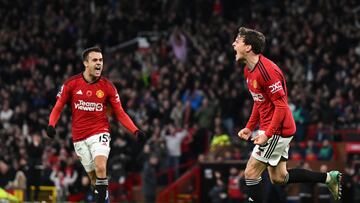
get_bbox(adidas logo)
[76,90,83,95]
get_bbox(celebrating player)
[46,47,146,203]
[233,27,341,202]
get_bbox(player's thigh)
[244,156,267,179]
[267,159,288,184]
[86,132,111,159]
[73,140,95,172]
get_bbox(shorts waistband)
[73,131,109,142]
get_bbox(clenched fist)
[238,128,252,141]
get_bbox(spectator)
[169,28,188,63]
[0,160,15,187]
[170,100,184,128]
[25,133,44,201]
[162,124,188,179]
[208,178,227,203]
[318,140,334,161]
[0,100,13,129]
[5,158,27,190]
[50,169,77,201]
[195,97,217,131]
[354,167,360,203]
[304,140,319,161]
[80,176,95,202]
[315,122,331,142]
[292,102,308,142]
[342,164,355,203]
[227,168,246,203]
[141,154,159,203]
[210,127,231,151]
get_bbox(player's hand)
[237,128,252,141]
[134,130,147,145]
[46,125,56,138]
[251,133,269,145]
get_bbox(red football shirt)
[49,73,138,142]
[244,55,296,138]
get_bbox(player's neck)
[246,54,260,71]
[83,71,99,83]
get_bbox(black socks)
[246,177,263,202]
[286,168,326,184]
[95,177,108,203]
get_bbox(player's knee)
[270,175,286,185]
[244,167,257,179]
[95,164,107,176]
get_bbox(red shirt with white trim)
[49,73,138,142]
[244,55,296,138]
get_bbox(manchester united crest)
[96,90,104,98]
[252,80,258,89]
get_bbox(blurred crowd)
[1,0,360,201]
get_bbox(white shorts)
[251,131,293,166]
[73,132,111,172]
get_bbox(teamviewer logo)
[74,100,103,111]
[269,81,283,94]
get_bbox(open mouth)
[94,66,102,75]
[234,51,239,58]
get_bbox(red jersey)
[49,73,138,142]
[244,55,296,138]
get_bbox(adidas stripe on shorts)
[251,130,293,166]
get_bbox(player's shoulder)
[99,76,114,85]
[99,76,111,83]
[260,55,282,71]
[258,55,283,79]
[63,73,83,85]
[99,76,117,89]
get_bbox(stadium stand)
[0,0,359,202]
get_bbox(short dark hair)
[237,27,265,54]
[82,46,102,61]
